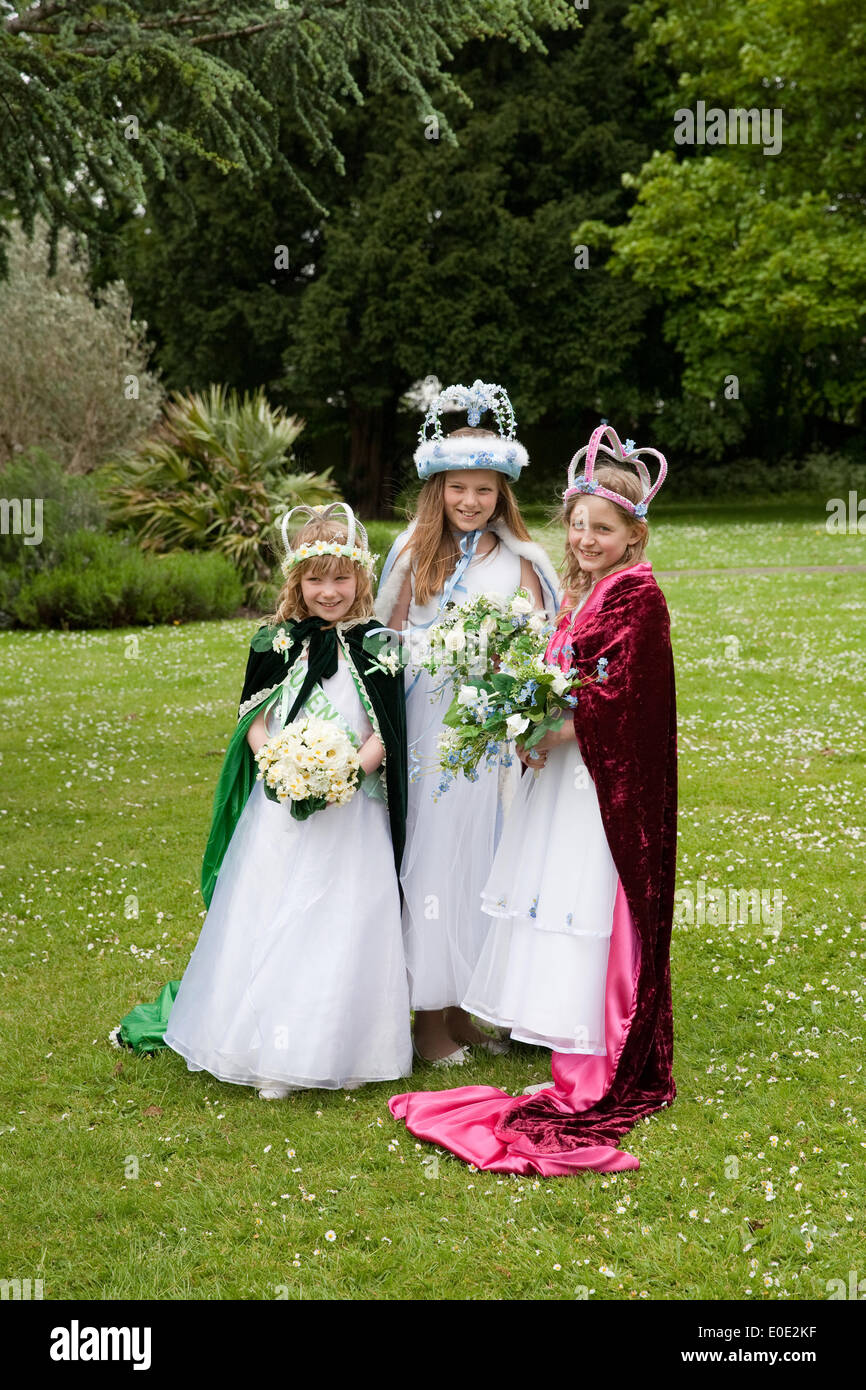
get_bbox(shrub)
[359,520,405,584]
[0,221,162,473]
[664,451,866,501]
[100,385,338,606]
[0,449,108,622]
[11,531,242,629]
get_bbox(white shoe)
[431,1045,470,1069]
[522,1080,553,1095]
[413,1040,470,1068]
[257,1085,299,1100]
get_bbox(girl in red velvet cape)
[388,425,677,1173]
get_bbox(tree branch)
[6,4,235,38]
[5,1,69,36]
[187,19,284,47]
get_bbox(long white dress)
[461,604,620,1054]
[399,536,523,1009]
[164,653,412,1089]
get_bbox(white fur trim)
[374,526,415,624]
[414,435,528,480]
[488,517,562,616]
[374,518,561,624]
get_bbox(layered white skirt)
[164,660,412,1090]
[400,663,521,1009]
[400,540,524,1009]
[462,738,619,1053]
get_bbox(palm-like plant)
[100,386,338,606]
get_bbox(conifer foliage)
[0,0,577,274]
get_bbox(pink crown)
[563,424,667,519]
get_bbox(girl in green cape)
[115,505,412,1096]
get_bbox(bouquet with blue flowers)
[426,592,608,792]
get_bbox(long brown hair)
[560,465,649,609]
[401,428,533,606]
[268,518,374,627]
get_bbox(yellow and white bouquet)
[255,715,364,821]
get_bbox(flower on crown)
[280,541,377,574]
[467,390,484,427]
[278,500,377,576]
[574,476,597,494]
[419,378,516,443]
[623,439,636,455]
[633,500,648,518]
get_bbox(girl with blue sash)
[374,381,560,1063]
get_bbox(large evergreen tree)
[95,2,666,514]
[0,0,577,272]
[279,1,664,512]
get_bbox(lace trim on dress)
[237,683,283,722]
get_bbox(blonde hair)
[268,518,374,627]
[560,465,649,608]
[401,428,533,607]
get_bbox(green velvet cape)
[201,616,408,906]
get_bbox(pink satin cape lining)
[388,881,642,1173]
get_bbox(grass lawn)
[1,503,863,1300]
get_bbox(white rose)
[443,626,466,653]
[457,685,479,707]
[509,593,534,616]
[527,613,546,633]
[551,671,569,695]
[505,713,530,738]
[484,591,508,613]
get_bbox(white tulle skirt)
[400,664,521,1010]
[164,662,412,1090]
[462,738,619,1053]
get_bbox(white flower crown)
[278,503,378,575]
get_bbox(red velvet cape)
[495,563,678,1153]
[389,562,678,1169]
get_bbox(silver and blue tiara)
[413,379,529,481]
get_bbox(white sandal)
[412,1040,470,1068]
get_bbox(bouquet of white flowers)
[430,603,609,793]
[408,587,548,685]
[255,714,364,821]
